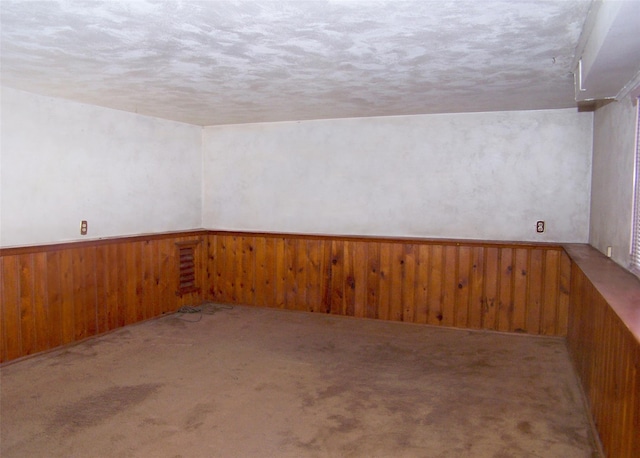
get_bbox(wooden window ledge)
[564,244,640,343]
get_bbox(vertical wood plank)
[455,246,471,328]
[3,256,22,359]
[353,241,368,318]
[482,247,499,330]
[75,247,90,335]
[232,236,243,304]
[542,249,560,335]
[204,235,216,301]
[115,243,129,325]
[140,241,155,320]
[83,247,98,337]
[468,247,484,329]
[441,245,457,327]
[150,240,162,317]
[45,251,63,347]
[59,249,75,344]
[329,240,344,315]
[253,236,268,308]
[31,253,49,354]
[378,243,392,321]
[498,248,513,332]
[343,240,357,317]
[95,246,108,334]
[264,237,278,308]
[366,242,381,320]
[306,239,322,312]
[222,236,236,303]
[105,243,121,329]
[320,239,332,313]
[126,242,141,324]
[401,244,416,323]
[512,248,529,333]
[274,237,286,308]
[526,249,544,334]
[389,243,404,322]
[242,236,256,306]
[427,245,444,326]
[415,244,430,325]
[557,250,571,336]
[295,238,309,311]
[284,238,298,309]
[18,254,36,356]
[213,235,228,303]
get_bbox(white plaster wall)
[0,87,202,247]
[589,96,637,267]
[203,109,593,242]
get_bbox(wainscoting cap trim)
[207,229,566,249]
[0,229,209,255]
[1,229,568,256]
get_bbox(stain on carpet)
[517,420,533,434]
[49,383,162,433]
[184,401,216,431]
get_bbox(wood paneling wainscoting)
[0,232,207,363]
[2,232,639,454]
[1,231,571,363]
[565,245,640,458]
[204,232,571,336]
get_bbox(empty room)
[1,0,639,457]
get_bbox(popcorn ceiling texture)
[0,0,592,126]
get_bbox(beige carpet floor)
[0,304,600,457]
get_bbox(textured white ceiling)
[0,0,593,126]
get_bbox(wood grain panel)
[526,249,543,334]
[427,245,444,326]
[3,256,22,360]
[32,253,49,354]
[212,235,228,303]
[18,254,36,357]
[1,231,572,364]
[401,244,416,323]
[389,243,404,322]
[283,238,295,309]
[240,237,256,305]
[46,251,64,347]
[482,247,498,330]
[195,233,573,341]
[415,244,429,325]
[59,249,75,344]
[103,244,119,330]
[306,239,323,313]
[353,241,368,319]
[0,232,206,363]
[542,249,559,335]
[378,242,392,321]
[455,246,471,328]
[497,248,513,332]
[511,248,528,332]
[274,237,286,309]
[468,246,484,329]
[566,253,639,458]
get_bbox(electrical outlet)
[80,220,88,235]
[536,221,545,233]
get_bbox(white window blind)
[631,97,640,272]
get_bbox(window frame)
[630,95,640,275]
